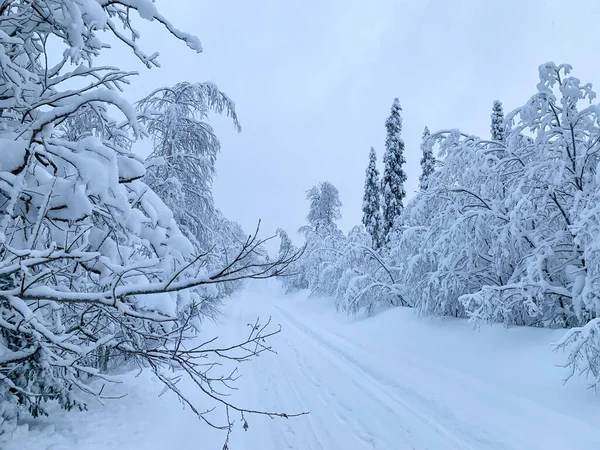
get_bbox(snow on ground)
[5,280,600,450]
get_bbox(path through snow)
[6,280,600,449]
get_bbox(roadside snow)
[6,280,600,449]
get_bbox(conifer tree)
[362,147,384,248]
[381,98,407,238]
[419,126,435,190]
[491,100,506,142]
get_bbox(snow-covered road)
[7,281,600,449]
[227,282,600,450]
[237,296,489,449]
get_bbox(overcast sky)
[113,0,600,247]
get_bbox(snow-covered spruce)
[381,98,407,240]
[0,0,301,437]
[362,147,384,249]
[490,100,506,142]
[418,126,435,191]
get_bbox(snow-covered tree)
[278,62,600,396]
[136,82,259,300]
[296,222,345,294]
[418,126,435,190]
[362,147,384,248]
[0,0,300,436]
[381,98,407,239]
[291,178,403,313]
[324,226,404,316]
[490,100,506,142]
[287,183,345,293]
[383,63,600,391]
[137,82,240,248]
[306,182,342,231]
[276,229,306,293]
[277,229,295,260]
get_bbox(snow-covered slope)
[7,281,600,449]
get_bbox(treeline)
[280,63,600,392]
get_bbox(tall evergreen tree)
[491,100,506,142]
[362,147,384,248]
[419,126,435,190]
[381,98,407,238]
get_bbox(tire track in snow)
[233,297,326,450]
[278,308,594,450]
[283,336,376,449]
[222,286,600,450]
[275,305,493,450]
[274,312,418,449]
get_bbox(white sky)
[112,0,600,246]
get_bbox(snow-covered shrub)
[454,63,598,328]
[276,229,306,293]
[326,226,403,315]
[365,63,599,333]
[555,319,600,393]
[388,63,600,389]
[297,222,345,293]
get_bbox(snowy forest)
[283,67,600,340]
[2,1,600,450]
